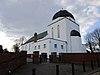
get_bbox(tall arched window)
[52,27,54,38]
[29,43,30,50]
[57,25,60,38]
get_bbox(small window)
[38,45,40,49]
[34,46,36,50]
[44,44,46,48]
[61,45,63,49]
[54,44,57,48]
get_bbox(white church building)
[21,10,86,55]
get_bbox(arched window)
[52,27,54,38]
[34,46,36,50]
[38,45,40,49]
[57,25,60,38]
[29,43,30,50]
[70,30,81,37]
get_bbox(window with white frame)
[61,45,63,49]
[34,46,36,50]
[44,44,46,48]
[54,44,57,48]
[38,45,40,49]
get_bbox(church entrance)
[40,53,47,63]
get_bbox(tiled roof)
[23,31,48,45]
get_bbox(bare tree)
[85,33,93,52]
[92,28,100,49]
[3,48,9,53]
[15,36,26,46]
[13,44,19,52]
[19,36,26,45]
[0,45,3,53]
[13,36,26,52]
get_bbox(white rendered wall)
[21,38,67,56]
[32,39,49,55]
[48,17,67,41]
[20,42,34,54]
[65,18,80,52]
[49,39,67,55]
[20,44,29,51]
[22,39,49,55]
[48,17,85,53]
[70,36,85,53]
[21,16,86,55]
[26,42,34,54]
[32,38,67,55]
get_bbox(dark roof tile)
[23,31,48,45]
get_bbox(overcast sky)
[0,0,100,50]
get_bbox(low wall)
[31,51,100,64]
[0,51,27,75]
[59,53,100,63]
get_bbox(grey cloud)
[1,0,100,42]
[0,0,61,38]
[55,0,100,44]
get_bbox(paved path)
[11,63,100,75]
[92,71,100,75]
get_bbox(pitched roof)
[23,31,48,45]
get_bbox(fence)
[32,52,100,75]
[59,52,100,63]
[32,51,100,64]
[0,51,27,75]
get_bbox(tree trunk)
[88,42,93,52]
[99,39,100,50]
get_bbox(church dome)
[52,10,75,20]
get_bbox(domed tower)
[48,9,78,40]
[48,9,84,53]
[52,10,75,20]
